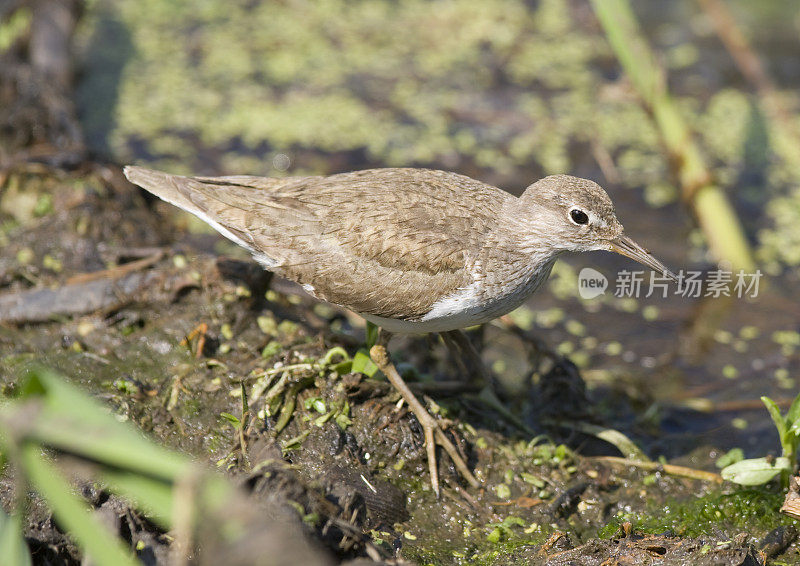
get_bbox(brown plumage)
[124,166,674,332]
[124,164,676,496]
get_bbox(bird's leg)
[369,331,479,496]
[441,329,497,389]
[443,329,534,435]
[439,331,474,381]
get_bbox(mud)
[1,168,797,564]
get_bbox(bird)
[124,165,677,495]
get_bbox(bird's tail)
[124,166,205,218]
[123,165,257,253]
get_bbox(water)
[73,0,800,466]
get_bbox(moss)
[599,488,795,539]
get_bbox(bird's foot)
[369,344,479,497]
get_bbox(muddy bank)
[2,0,800,562]
[1,167,797,564]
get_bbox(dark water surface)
[73,0,800,467]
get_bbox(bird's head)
[517,175,678,281]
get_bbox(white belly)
[360,258,556,334]
[361,310,495,334]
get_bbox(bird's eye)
[570,208,589,225]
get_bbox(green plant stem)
[594,456,723,483]
[590,0,756,271]
[0,508,32,566]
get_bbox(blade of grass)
[14,368,188,480]
[20,415,188,480]
[98,470,175,529]
[19,443,140,566]
[0,508,32,566]
[546,420,649,462]
[590,0,755,271]
[1,368,266,563]
[761,396,789,456]
[592,456,723,483]
[101,467,241,532]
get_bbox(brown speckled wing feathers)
[125,167,508,319]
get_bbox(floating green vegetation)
[598,488,793,539]
[78,0,605,174]
[75,0,800,274]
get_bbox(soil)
[1,2,799,560]
[0,166,797,565]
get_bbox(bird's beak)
[609,235,679,282]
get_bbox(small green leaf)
[762,397,787,436]
[351,349,379,377]
[335,413,352,430]
[302,397,326,414]
[313,410,335,426]
[554,444,570,462]
[787,395,800,442]
[720,457,792,486]
[261,341,282,359]
[335,401,352,430]
[495,484,511,499]
[487,527,503,543]
[322,346,350,365]
[365,322,379,350]
[520,473,545,488]
[219,412,241,427]
[331,360,352,375]
[762,396,790,455]
[500,516,526,528]
[715,447,744,469]
[787,392,800,425]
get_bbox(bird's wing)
[267,168,510,319]
[124,166,507,320]
[124,166,322,259]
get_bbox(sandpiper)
[125,166,676,495]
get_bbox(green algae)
[598,487,793,539]
[75,0,637,176]
[73,0,800,275]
